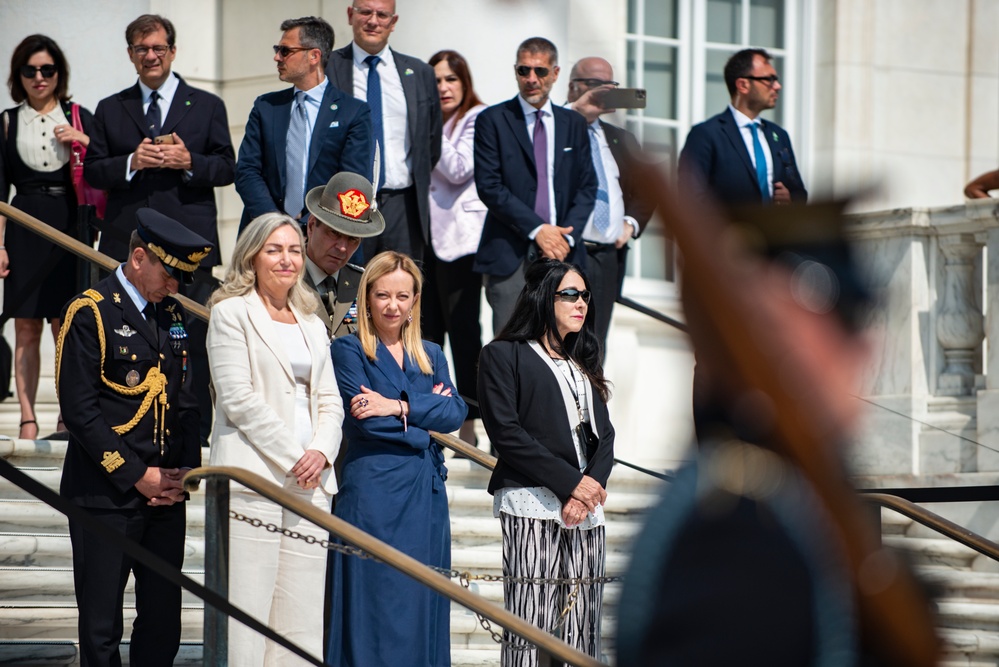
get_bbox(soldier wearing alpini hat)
[57,207,213,667]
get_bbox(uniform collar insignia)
[114,324,138,338]
[112,292,122,304]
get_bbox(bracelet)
[0,246,6,250]
[397,399,407,433]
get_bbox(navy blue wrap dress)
[327,333,467,667]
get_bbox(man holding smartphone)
[84,14,235,447]
[678,48,806,208]
[566,57,655,360]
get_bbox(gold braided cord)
[54,296,169,436]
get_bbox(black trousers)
[361,186,425,263]
[421,251,482,420]
[581,242,625,362]
[180,270,217,446]
[69,502,187,667]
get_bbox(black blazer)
[472,97,597,278]
[602,121,656,237]
[478,339,614,503]
[325,44,442,243]
[57,271,200,509]
[83,75,235,265]
[678,108,807,208]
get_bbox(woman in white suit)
[207,212,343,666]
[423,49,488,444]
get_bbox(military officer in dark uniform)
[57,207,213,667]
[301,171,385,339]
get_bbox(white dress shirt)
[115,264,149,314]
[728,104,774,199]
[581,120,630,244]
[351,43,411,189]
[16,102,70,172]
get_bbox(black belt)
[377,185,414,197]
[18,184,68,196]
[584,240,616,252]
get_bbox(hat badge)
[337,189,370,219]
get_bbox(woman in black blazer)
[478,259,614,666]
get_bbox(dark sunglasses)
[19,65,57,79]
[515,65,550,78]
[555,289,591,304]
[571,77,619,88]
[273,45,313,58]
[742,74,780,87]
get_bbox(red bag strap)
[70,103,82,132]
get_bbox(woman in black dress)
[1,35,90,438]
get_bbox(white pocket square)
[329,121,340,128]
[563,147,572,152]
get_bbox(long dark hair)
[497,260,610,402]
[8,34,71,104]
[428,49,483,123]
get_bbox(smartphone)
[598,88,647,110]
[153,134,175,145]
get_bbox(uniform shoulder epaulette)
[83,289,103,302]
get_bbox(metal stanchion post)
[204,477,229,666]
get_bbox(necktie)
[588,125,610,233]
[146,91,161,138]
[749,122,771,203]
[319,275,337,318]
[533,110,550,224]
[285,90,308,219]
[364,55,385,188]
[142,302,156,322]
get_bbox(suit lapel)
[394,51,419,147]
[502,97,535,170]
[309,85,338,173]
[718,110,757,184]
[272,88,294,193]
[760,119,786,184]
[553,107,568,178]
[370,340,408,396]
[243,292,295,384]
[120,84,149,138]
[335,46,354,95]
[108,273,158,349]
[161,76,194,135]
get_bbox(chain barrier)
[229,510,622,649]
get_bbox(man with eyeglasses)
[84,13,235,450]
[234,16,373,231]
[474,37,597,333]
[678,48,807,208]
[566,57,656,360]
[325,0,441,262]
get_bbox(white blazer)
[429,104,488,261]
[207,291,344,495]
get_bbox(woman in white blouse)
[207,212,343,666]
[1,35,91,438]
[477,259,615,667]
[423,49,488,444]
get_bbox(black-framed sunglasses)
[273,45,313,58]
[515,65,550,78]
[742,74,780,88]
[571,77,618,88]
[19,65,57,79]
[555,289,591,304]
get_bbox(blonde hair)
[208,212,318,313]
[356,251,432,374]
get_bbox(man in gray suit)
[324,0,442,262]
[302,172,385,338]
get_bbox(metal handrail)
[0,202,209,321]
[184,466,607,667]
[865,493,999,563]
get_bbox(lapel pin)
[405,68,414,76]
[331,103,338,111]
[185,100,191,106]
[772,131,778,142]
[112,292,122,303]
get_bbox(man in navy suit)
[235,16,372,231]
[678,48,806,208]
[324,0,442,261]
[473,37,597,332]
[84,14,235,447]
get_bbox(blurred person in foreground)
[327,250,466,667]
[1,34,90,438]
[616,202,937,665]
[422,49,488,445]
[207,212,343,665]
[478,259,615,666]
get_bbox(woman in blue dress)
[328,250,467,667]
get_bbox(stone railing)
[846,199,999,476]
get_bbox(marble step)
[0,567,204,604]
[920,568,999,601]
[940,627,999,659]
[883,535,979,569]
[937,600,999,632]
[0,500,206,535]
[0,604,205,641]
[0,533,205,568]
